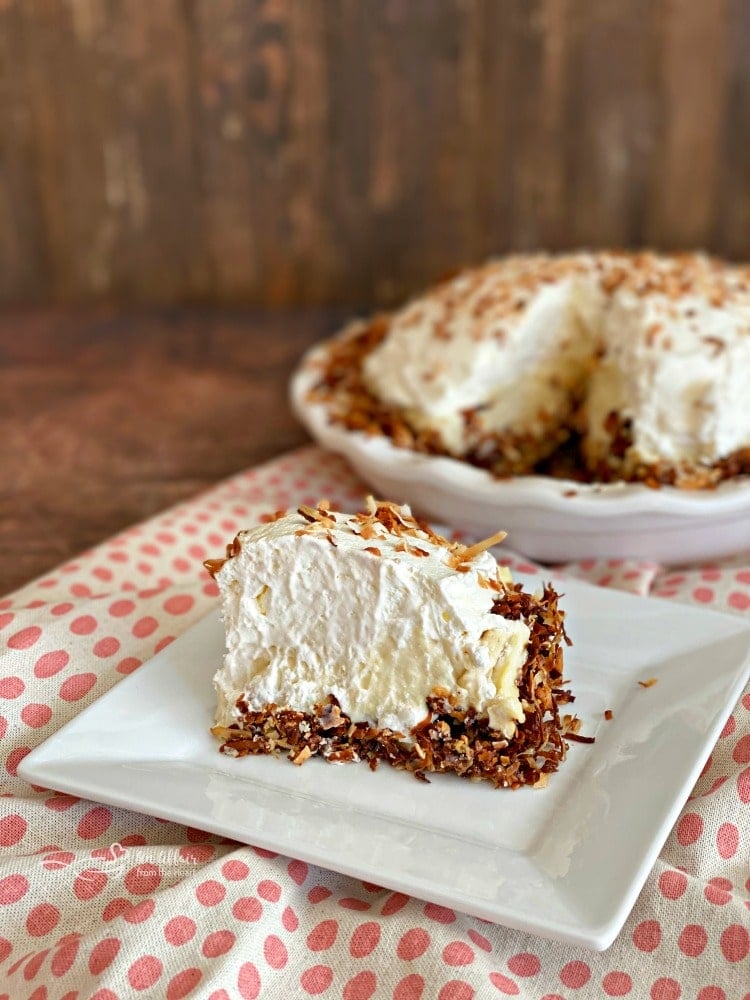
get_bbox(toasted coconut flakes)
[363,546,382,556]
[293,746,313,765]
[638,677,659,688]
[604,709,614,720]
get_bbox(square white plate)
[19,574,750,950]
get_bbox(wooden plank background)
[1,0,747,307]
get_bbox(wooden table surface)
[0,307,349,597]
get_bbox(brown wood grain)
[0,307,346,596]
[1,0,750,307]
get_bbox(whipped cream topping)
[586,259,750,469]
[360,251,750,472]
[212,502,530,739]
[362,254,600,455]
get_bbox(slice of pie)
[206,499,576,788]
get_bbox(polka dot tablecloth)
[1,446,748,1000]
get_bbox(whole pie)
[307,252,750,488]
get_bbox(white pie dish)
[290,343,750,565]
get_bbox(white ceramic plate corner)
[18,573,750,951]
[290,344,750,565]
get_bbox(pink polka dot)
[720,715,737,738]
[288,859,308,884]
[650,978,681,1000]
[233,896,263,922]
[350,921,380,958]
[77,807,112,840]
[128,955,163,990]
[678,924,708,957]
[88,937,121,974]
[381,892,410,916]
[60,673,97,702]
[179,843,214,863]
[733,734,750,763]
[70,615,97,636]
[222,859,249,881]
[154,635,175,653]
[398,928,430,960]
[633,920,662,952]
[0,611,13,629]
[728,591,750,611]
[45,793,79,812]
[91,991,119,1000]
[164,595,194,615]
[27,903,60,936]
[0,677,24,698]
[7,625,42,649]
[202,930,235,958]
[308,886,332,904]
[717,822,739,859]
[339,897,371,911]
[70,582,92,597]
[659,869,688,899]
[489,974,520,994]
[444,942,475,966]
[34,650,69,677]
[42,850,75,871]
[676,813,703,845]
[560,961,591,988]
[466,929,491,952]
[342,971,377,1000]
[51,936,81,977]
[258,879,281,902]
[238,962,262,1000]
[121,833,147,847]
[124,899,155,924]
[738,766,750,803]
[0,875,29,906]
[720,923,749,962]
[74,869,107,900]
[93,636,120,658]
[424,902,456,924]
[264,933,288,969]
[195,879,225,906]
[209,991,231,1000]
[21,703,52,728]
[125,863,162,895]
[307,919,338,951]
[603,972,632,996]
[0,937,11,963]
[91,842,127,861]
[0,814,27,846]
[704,877,733,906]
[102,897,130,921]
[133,616,158,638]
[507,952,540,976]
[6,745,30,776]
[301,965,334,995]
[166,968,202,1000]
[186,826,212,843]
[116,657,141,675]
[696,989,725,1000]
[164,916,196,945]
[282,906,299,932]
[394,974,425,1000]
[109,599,135,617]
[693,587,714,603]
[24,954,50,982]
